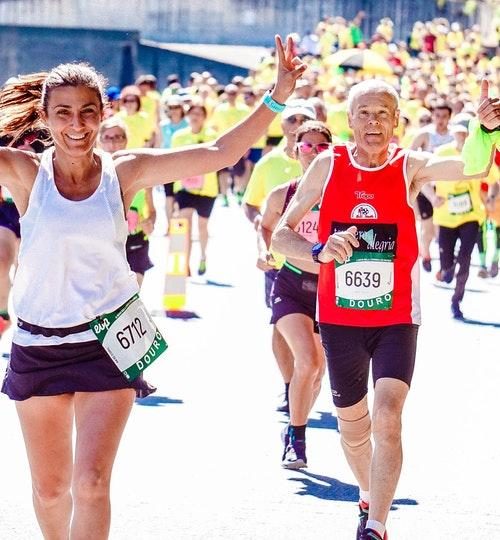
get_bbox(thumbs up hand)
[478,80,500,131]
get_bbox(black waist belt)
[17,318,90,338]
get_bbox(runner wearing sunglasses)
[260,120,332,468]
[296,140,331,154]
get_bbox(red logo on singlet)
[350,204,378,219]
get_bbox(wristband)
[263,92,286,113]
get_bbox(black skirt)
[1,339,156,401]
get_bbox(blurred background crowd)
[2,8,499,287]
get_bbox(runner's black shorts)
[126,234,153,276]
[266,135,283,147]
[416,192,433,220]
[175,191,216,219]
[319,323,419,408]
[264,268,278,309]
[219,155,246,177]
[0,200,20,238]
[164,183,174,197]
[270,263,318,333]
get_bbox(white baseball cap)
[282,99,316,120]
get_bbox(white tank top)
[12,148,139,346]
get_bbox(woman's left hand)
[272,35,307,104]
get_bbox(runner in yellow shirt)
[117,87,155,149]
[136,75,161,146]
[423,124,484,318]
[172,103,218,275]
[241,89,267,204]
[210,84,250,206]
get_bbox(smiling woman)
[0,64,106,148]
[0,39,306,540]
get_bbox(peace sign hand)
[271,35,307,104]
[478,79,500,131]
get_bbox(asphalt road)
[1,190,499,539]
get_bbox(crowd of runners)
[0,11,499,540]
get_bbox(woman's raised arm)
[117,35,307,197]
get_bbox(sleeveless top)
[317,144,420,327]
[12,148,139,346]
[282,179,319,244]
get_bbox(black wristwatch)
[311,242,325,263]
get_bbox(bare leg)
[272,325,294,384]
[310,335,325,412]
[177,207,194,271]
[197,216,209,261]
[277,314,324,425]
[165,196,175,229]
[420,217,434,261]
[218,171,230,204]
[71,389,135,540]
[135,273,144,289]
[233,159,251,201]
[369,378,409,524]
[16,394,74,540]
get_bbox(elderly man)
[272,79,497,540]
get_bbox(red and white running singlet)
[317,144,420,327]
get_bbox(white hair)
[347,80,399,113]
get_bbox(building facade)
[0,0,478,46]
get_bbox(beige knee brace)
[338,412,372,457]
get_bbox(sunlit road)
[1,190,499,539]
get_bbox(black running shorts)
[0,200,20,238]
[175,191,216,219]
[416,192,433,220]
[270,264,318,333]
[164,183,174,197]
[319,323,418,408]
